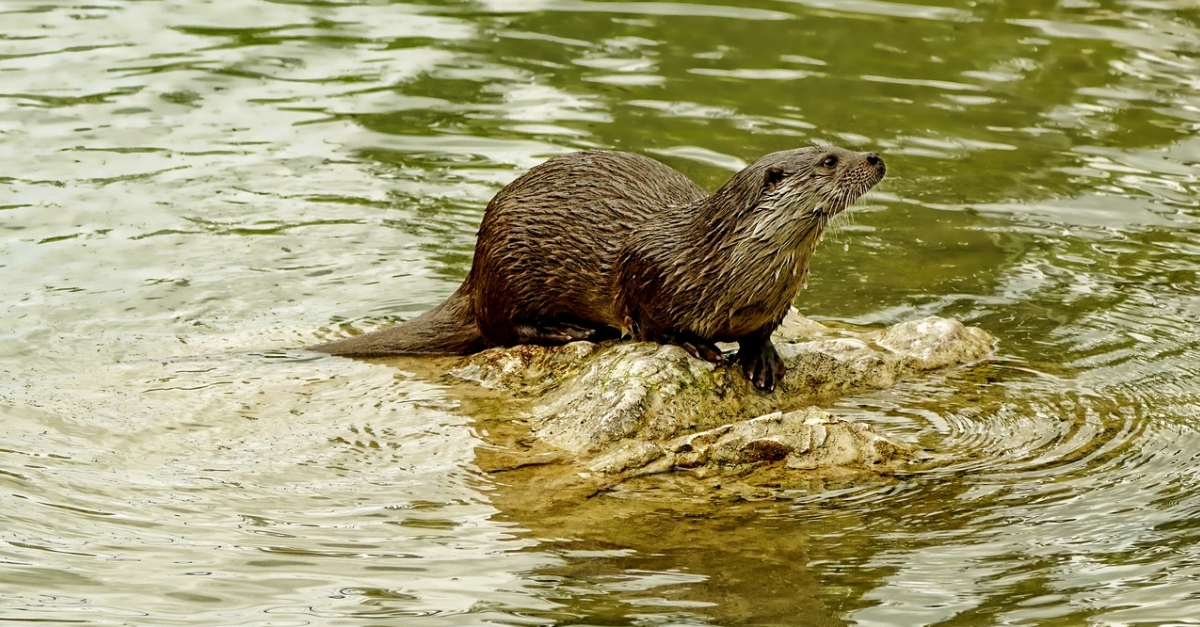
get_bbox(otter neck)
[688,189,825,252]
[696,185,829,306]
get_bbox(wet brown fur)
[311,147,885,390]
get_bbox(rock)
[579,408,917,482]
[449,340,598,395]
[876,316,995,372]
[449,312,993,480]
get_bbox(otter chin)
[311,145,886,392]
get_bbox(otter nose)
[863,152,886,177]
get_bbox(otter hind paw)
[516,322,618,345]
[679,339,726,364]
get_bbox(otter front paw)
[735,340,786,392]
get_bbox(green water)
[3,0,1200,624]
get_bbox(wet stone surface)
[451,312,994,481]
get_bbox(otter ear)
[763,166,786,190]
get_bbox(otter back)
[468,150,705,346]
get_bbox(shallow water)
[3,0,1200,624]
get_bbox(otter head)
[712,145,886,236]
[759,146,885,223]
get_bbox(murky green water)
[3,0,1200,624]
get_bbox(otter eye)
[819,155,838,168]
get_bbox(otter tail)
[310,284,489,357]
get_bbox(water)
[3,0,1200,624]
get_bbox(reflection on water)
[3,0,1200,624]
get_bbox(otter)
[312,146,886,391]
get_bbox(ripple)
[690,67,820,81]
[474,0,793,20]
[1012,18,1197,53]
[781,0,973,21]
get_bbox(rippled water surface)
[4,0,1200,624]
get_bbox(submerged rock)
[586,408,913,477]
[451,312,993,480]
